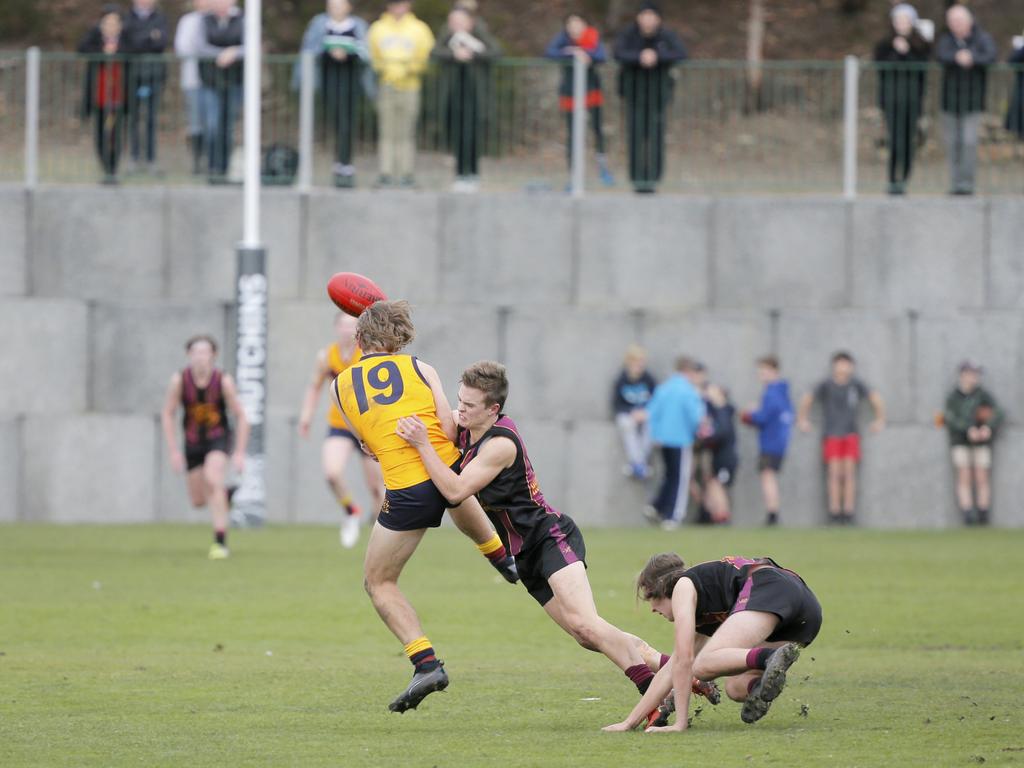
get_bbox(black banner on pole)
[233,246,268,526]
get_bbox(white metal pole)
[569,53,586,198]
[242,0,262,247]
[25,46,40,189]
[842,55,859,200]
[234,0,268,526]
[297,50,314,192]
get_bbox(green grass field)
[1,525,1021,767]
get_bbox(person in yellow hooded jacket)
[367,0,434,187]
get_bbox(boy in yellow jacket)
[368,0,434,186]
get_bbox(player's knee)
[691,655,715,681]
[725,676,751,702]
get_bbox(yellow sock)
[339,494,353,508]
[404,636,433,659]
[476,533,505,558]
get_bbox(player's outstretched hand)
[601,721,633,733]
[395,416,429,447]
[231,451,246,474]
[645,723,686,734]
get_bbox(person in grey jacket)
[935,4,997,195]
[295,0,373,187]
[174,0,210,174]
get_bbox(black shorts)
[326,426,361,448]
[185,435,230,471]
[376,461,461,532]
[516,515,588,607]
[758,453,785,472]
[737,567,822,646]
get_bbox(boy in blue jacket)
[645,356,706,529]
[741,356,794,526]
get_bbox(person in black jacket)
[935,4,997,195]
[122,0,169,174]
[1005,34,1024,143]
[432,6,501,192]
[693,380,737,526]
[614,2,687,194]
[873,4,931,195]
[611,345,656,480]
[78,5,130,183]
[199,0,244,180]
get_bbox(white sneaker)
[340,512,360,549]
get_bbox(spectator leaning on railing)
[935,4,997,196]
[614,1,687,195]
[1005,29,1024,145]
[432,5,500,193]
[367,0,434,188]
[873,3,931,196]
[175,0,211,175]
[296,0,373,189]
[78,5,130,184]
[545,13,614,187]
[122,0,169,176]
[198,0,245,182]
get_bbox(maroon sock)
[625,664,655,694]
[659,653,671,670]
[747,675,761,695]
[745,647,774,670]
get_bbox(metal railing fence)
[5,49,1023,195]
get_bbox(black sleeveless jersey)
[181,368,229,448]
[682,556,800,636]
[458,415,568,556]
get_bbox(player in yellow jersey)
[330,300,518,713]
[298,312,385,548]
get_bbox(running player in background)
[603,553,822,733]
[160,335,249,560]
[330,301,518,713]
[298,312,385,548]
[396,361,718,704]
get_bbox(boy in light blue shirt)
[645,356,706,529]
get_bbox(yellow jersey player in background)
[331,300,518,713]
[298,312,385,548]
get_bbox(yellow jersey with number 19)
[325,343,362,429]
[334,353,460,490]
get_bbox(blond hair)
[461,360,509,410]
[624,343,647,364]
[355,300,415,353]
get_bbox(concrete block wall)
[1,183,1021,527]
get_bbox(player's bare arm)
[417,361,457,442]
[652,581,698,733]
[221,373,250,473]
[796,392,814,432]
[298,348,331,438]
[869,390,886,432]
[395,416,514,503]
[160,372,185,473]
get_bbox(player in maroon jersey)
[603,552,822,732]
[161,334,249,559]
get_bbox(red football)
[326,272,388,316]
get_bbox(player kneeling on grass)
[397,361,717,701]
[603,553,822,733]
